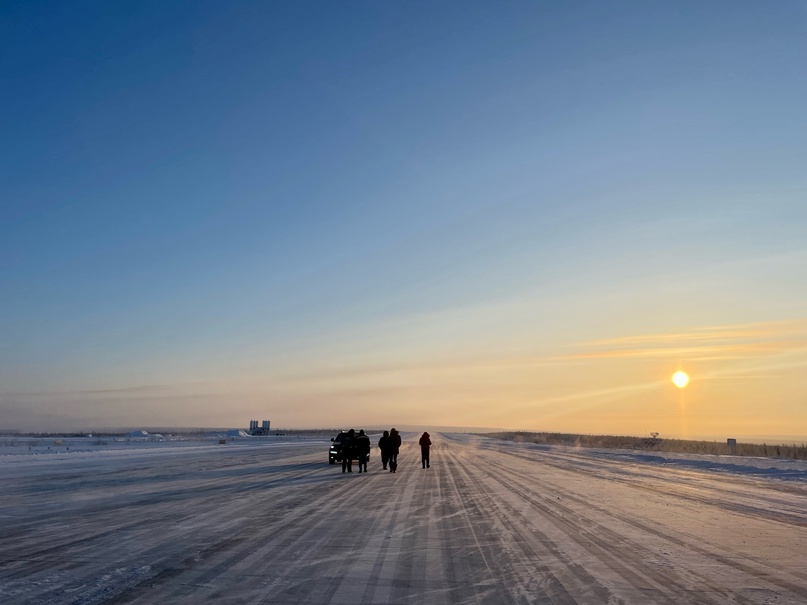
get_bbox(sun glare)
[672,370,689,389]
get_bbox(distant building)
[248,419,271,436]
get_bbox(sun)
[672,370,689,389]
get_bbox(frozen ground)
[1,433,806,604]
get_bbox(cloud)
[1,383,212,399]
[563,319,807,362]
[80,384,183,395]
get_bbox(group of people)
[339,429,372,473]
[377,428,402,472]
[339,429,432,473]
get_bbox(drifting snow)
[1,433,806,604]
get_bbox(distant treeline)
[0,428,343,439]
[484,431,807,460]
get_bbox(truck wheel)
[329,458,335,464]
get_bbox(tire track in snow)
[482,442,807,528]
[433,448,487,605]
[3,448,329,604]
[148,459,349,602]
[4,435,807,604]
[480,442,807,601]
[474,453,735,605]
[443,443,593,605]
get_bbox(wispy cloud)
[81,384,181,395]
[245,320,807,393]
[0,383,211,399]
[273,355,568,385]
[563,320,807,362]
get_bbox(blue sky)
[2,1,806,435]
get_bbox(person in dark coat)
[341,429,355,473]
[378,430,390,470]
[355,429,371,473]
[388,428,401,473]
[419,431,431,469]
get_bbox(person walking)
[389,428,401,473]
[341,429,355,473]
[378,430,390,470]
[355,429,371,473]
[419,431,431,469]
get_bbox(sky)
[2,1,806,439]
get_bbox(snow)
[221,429,252,438]
[1,433,806,604]
[486,437,807,482]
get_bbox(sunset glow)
[2,3,806,441]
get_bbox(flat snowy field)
[2,433,806,604]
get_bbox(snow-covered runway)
[2,433,806,604]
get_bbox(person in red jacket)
[419,432,431,469]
